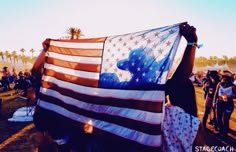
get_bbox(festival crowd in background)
[1,65,236,134]
[1,65,236,136]
[191,69,236,136]
[0,66,34,96]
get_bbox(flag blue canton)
[99,24,181,89]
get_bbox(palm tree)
[67,27,84,39]
[208,56,218,66]
[222,55,228,64]
[19,55,27,65]
[20,48,26,56]
[12,51,18,64]
[29,48,35,58]
[0,51,4,61]
[4,50,9,62]
[24,56,31,65]
[7,52,12,62]
[75,28,84,39]
[67,27,77,39]
[194,56,208,67]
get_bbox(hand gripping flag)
[37,23,183,150]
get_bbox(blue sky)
[0,0,236,57]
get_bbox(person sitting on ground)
[14,71,25,90]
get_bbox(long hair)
[166,78,198,117]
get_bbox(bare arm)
[166,23,199,116]
[31,51,46,81]
[31,39,50,81]
[171,23,198,84]
[213,82,220,103]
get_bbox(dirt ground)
[0,88,236,152]
[0,92,37,152]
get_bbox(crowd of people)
[0,66,34,96]
[201,70,236,135]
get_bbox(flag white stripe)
[38,100,162,147]
[41,88,162,124]
[50,41,104,49]
[47,52,102,64]
[41,76,165,102]
[44,63,100,79]
[37,23,185,148]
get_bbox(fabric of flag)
[37,23,182,149]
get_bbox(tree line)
[0,49,36,65]
[0,27,83,65]
[1,49,235,69]
[1,27,236,68]
[194,55,236,68]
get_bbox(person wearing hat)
[1,66,11,91]
[202,70,220,129]
[213,70,236,135]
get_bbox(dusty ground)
[0,88,235,152]
[0,91,37,152]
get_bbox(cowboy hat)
[220,70,233,78]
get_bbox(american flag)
[37,23,182,150]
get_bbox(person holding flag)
[31,22,204,152]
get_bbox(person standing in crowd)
[1,66,11,91]
[202,70,220,129]
[233,74,236,86]
[202,70,215,100]
[0,98,2,118]
[213,70,236,135]
[202,70,211,100]
[163,23,204,152]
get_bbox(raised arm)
[171,23,198,84]
[166,23,199,116]
[31,39,50,82]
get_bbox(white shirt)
[162,105,200,152]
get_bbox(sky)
[0,0,236,57]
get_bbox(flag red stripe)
[49,45,103,57]
[54,37,107,43]
[40,94,162,135]
[41,81,163,113]
[36,24,184,148]
[37,106,162,150]
[46,57,101,73]
[44,69,99,87]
